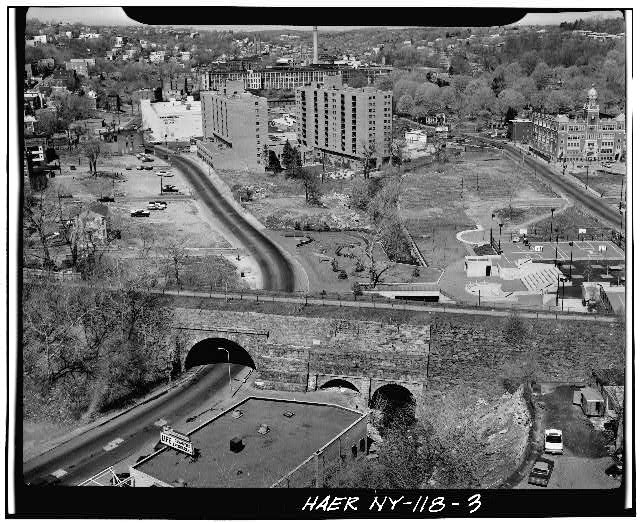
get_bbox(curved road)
[156,146,296,292]
[23,146,297,485]
[23,364,244,485]
[469,135,624,233]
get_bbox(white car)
[544,429,563,455]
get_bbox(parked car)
[144,165,153,170]
[125,166,133,170]
[162,185,178,193]
[605,462,623,478]
[136,165,144,170]
[98,196,115,202]
[142,156,154,162]
[544,429,564,455]
[130,209,150,217]
[147,201,167,211]
[528,457,554,487]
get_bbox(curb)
[23,368,204,464]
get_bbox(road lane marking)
[51,469,67,478]
[103,438,124,452]
[154,418,168,427]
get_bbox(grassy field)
[400,150,557,267]
[571,168,625,198]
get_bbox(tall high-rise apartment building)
[199,80,268,172]
[295,75,392,167]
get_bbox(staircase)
[519,264,564,293]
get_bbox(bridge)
[173,307,430,406]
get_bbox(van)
[544,429,563,455]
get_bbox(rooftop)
[134,397,362,488]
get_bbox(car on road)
[130,209,150,217]
[528,457,554,487]
[147,201,167,210]
[163,184,179,192]
[605,462,623,478]
[544,428,564,455]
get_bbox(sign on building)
[519,228,528,235]
[160,426,194,456]
[578,228,587,235]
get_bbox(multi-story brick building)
[531,86,626,163]
[199,80,268,172]
[201,65,393,93]
[295,75,392,168]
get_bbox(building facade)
[531,87,625,163]
[508,119,533,143]
[295,75,392,167]
[201,65,393,93]
[199,81,268,171]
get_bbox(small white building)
[140,97,202,142]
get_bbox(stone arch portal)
[319,378,361,393]
[369,383,416,414]
[184,338,256,370]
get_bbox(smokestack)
[313,26,318,64]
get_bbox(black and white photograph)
[5,3,635,518]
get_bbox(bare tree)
[83,139,102,176]
[360,141,377,180]
[23,187,57,269]
[163,238,189,286]
[361,174,403,287]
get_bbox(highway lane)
[156,146,297,292]
[23,363,244,486]
[469,136,624,232]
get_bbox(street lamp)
[498,222,503,252]
[568,241,573,280]
[218,348,232,396]
[549,208,555,242]
[490,213,495,247]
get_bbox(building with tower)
[530,86,626,164]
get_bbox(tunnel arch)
[369,383,416,412]
[184,338,256,370]
[319,378,360,393]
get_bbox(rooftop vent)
[231,409,243,419]
[257,424,270,435]
[230,436,244,453]
[283,411,295,418]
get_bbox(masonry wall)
[174,307,625,395]
[428,314,625,387]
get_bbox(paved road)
[23,364,244,486]
[469,136,624,233]
[155,146,296,292]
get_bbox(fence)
[24,275,620,322]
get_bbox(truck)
[544,428,563,455]
[528,457,554,487]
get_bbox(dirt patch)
[538,385,610,458]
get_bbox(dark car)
[98,196,115,202]
[130,209,150,217]
[528,457,554,487]
[142,156,154,162]
[605,462,623,478]
[163,185,178,193]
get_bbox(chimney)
[313,26,318,64]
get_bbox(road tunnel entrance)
[184,338,256,370]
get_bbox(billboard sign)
[578,228,587,235]
[160,426,194,456]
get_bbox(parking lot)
[517,384,621,489]
[501,240,625,264]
